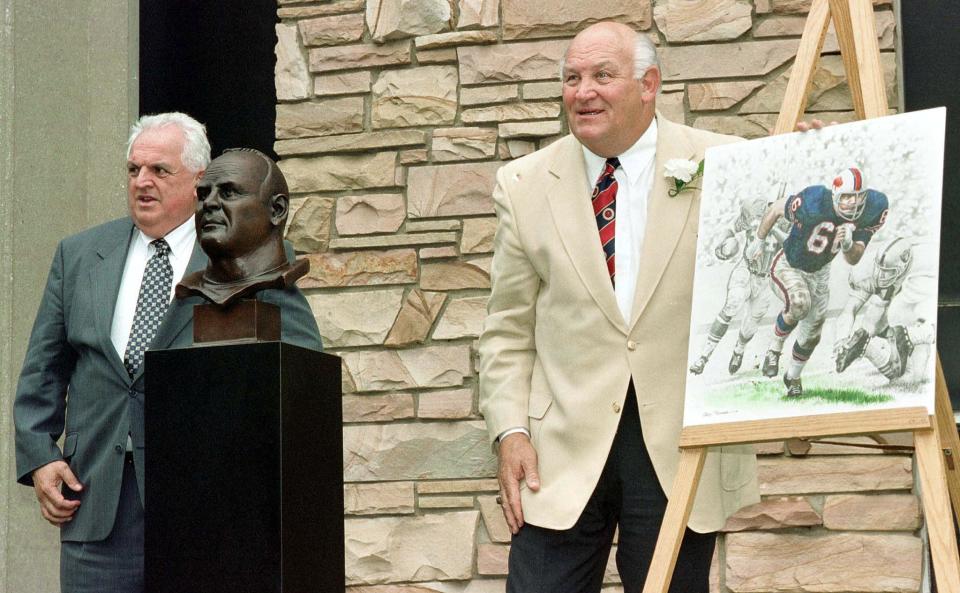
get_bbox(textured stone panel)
[461,102,561,124]
[310,41,413,73]
[299,13,365,46]
[344,421,494,481]
[314,71,373,97]
[400,149,430,164]
[659,39,799,81]
[501,140,536,159]
[418,388,474,419]
[460,217,497,254]
[276,98,364,139]
[653,0,751,42]
[308,289,404,347]
[299,249,418,288]
[433,296,488,339]
[739,53,898,114]
[275,23,311,101]
[460,85,520,106]
[478,495,511,543]
[726,532,920,593]
[285,195,334,253]
[407,220,462,232]
[477,544,509,575]
[688,81,763,111]
[337,194,406,235]
[278,0,364,18]
[501,0,652,40]
[498,120,562,138]
[415,30,498,49]
[419,496,475,509]
[407,161,500,218]
[657,91,685,125]
[420,247,459,259]
[802,435,886,455]
[345,512,478,584]
[822,494,920,531]
[754,14,807,36]
[762,0,890,14]
[371,66,458,129]
[458,40,567,84]
[418,479,499,494]
[385,290,446,347]
[341,344,472,393]
[458,0,499,28]
[723,497,821,532]
[421,260,491,290]
[345,482,416,515]
[343,393,416,423]
[758,455,912,495]
[279,151,397,193]
[366,0,453,42]
[330,232,458,250]
[417,48,459,64]
[523,81,562,99]
[431,127,498,162]
[276,130,426,158]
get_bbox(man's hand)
[795,118,838,132]
[32,460,82,525]
[837,223,855,252]
[497,432,540,534]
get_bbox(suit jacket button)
[612,402,621,413]
[627,340,637,351]
[115,444,123,453]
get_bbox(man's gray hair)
[126,112,211,172]
[559,28,662,88]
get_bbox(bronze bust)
[176,148,307,307]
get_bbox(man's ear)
[641,66,661,101]
[270,193,289,226]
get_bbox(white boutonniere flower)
[664,158,704,197]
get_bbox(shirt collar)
[581,118,659,185]
[134,216,196,263]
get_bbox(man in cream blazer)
[479,22,759,593]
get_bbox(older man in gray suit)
[13,112,322,593]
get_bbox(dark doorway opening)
[139,0,279,160]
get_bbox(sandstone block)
[523,81,562,99]
[345,482,416,515]
[337,193,406,235]
[458,40,567,84]
[276,130,427,158]
[400,149,429,164]
[345,512,478,584]
[285,195,334,253]
[498,120,562,138]
[501,140,536,159]
[420,247,459,259]
[342,393,416,423]
[417,48,458,64]
[299,13,365,46]
[753,15,807,36]
[418,496,475,509]
[418,388,474,419]
[660,39,799,81]
[688,81,763,111]
[654,0,751,42]
[407,220,462,232]
[501,0,652,40]
[329,232,458,250]
[421,260,491,290]
[278,0,364,19]
[385,289,446,347]
[725,532,920,592]
[415,30,498,50]
[457,0,499,29]
[417,479,499,494]
[366,0,452,42]
[762,0,890,14]
[460,85,520,106]
[341,344,473,393]
[275,23,311,102]
[723,497,822,532]
[310,41,412,74]
[407,161,500,218]
[693,114,778,138]
[461,102,561,124]
[822,494,920,531]
[314,71,373,97]
[279,151,397,193]
[344,420,495,481]
[460,217,497,254]
[275,97,364,139]
[431,127,498,161]
[478,495,511,543]
[656,91,685,125]
[299,249,418,288]
[477,544,509,575]
[758,455,913,495]
[433,296,488,339]
[371,65,458,129]
[308,288,405,347]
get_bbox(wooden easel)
[641,1,960,591]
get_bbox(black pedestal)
[144,342,343,593]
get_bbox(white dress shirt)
[581,118,658,323]
[110,217,197,361]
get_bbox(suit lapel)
[545,137,627,332]
[91,221,137,382]
[628,115,698,330]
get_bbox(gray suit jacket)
[13,217,322,542]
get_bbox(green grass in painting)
[707,377,894,408]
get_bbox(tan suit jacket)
[478,115,760,533]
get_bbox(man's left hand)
[497,432,540,535]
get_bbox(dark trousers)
[507,388,715,593]
[61,454,144,593]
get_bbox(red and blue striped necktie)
[591,157,620,286]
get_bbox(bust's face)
[195,152,275,259]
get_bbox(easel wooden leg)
[641,447,707,593]
[934,356,960,527]
[914,423,960,592]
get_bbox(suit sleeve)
[477,166,541,443]
[13,242,79,486]
[261,285,323,352]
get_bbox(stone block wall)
[274,1,921,591]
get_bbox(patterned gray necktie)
[123,238,173,377]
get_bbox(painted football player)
[751,167,889,397]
